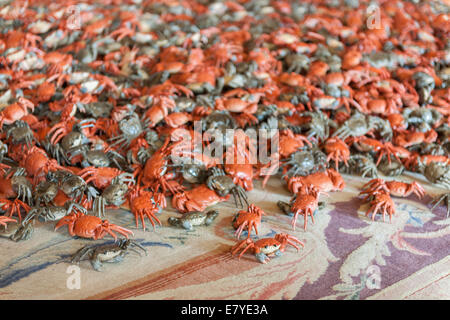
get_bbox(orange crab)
[55,212,133,240]
[360,179,425,200]
[323,137,350,170]
[165,112,193,128]
[393,129,438,148]
[144,96,176,127]
[0,97,34,128]
[280,184,326,230]
[404,154,450,171]
[349,137,410,165]
[364,192,396,222]
[224,161,255,192]
[231,233,304,264]
[172,184,229,213]
[128,188,166,231]
[34,81,56,103]
[232,204,265,239]
[79,167,132,190]
[20,146,67,183]
[43,52,73,74]
[138,138,185,194]
[259,131,312,188]
[277,131,312,158]
[215,97,258,127]
[286,168,345,194]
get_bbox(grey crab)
[340,154,379,178]
[70,239,147,272]
[168,210,219,231]
[333,111,392,141]
[420,160,450,189]
[206,167,249,208]
[281,146,327,178]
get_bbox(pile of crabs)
[0,0,449,268]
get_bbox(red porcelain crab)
[224,161,254,191]
[349,137,410,166]
[172,184,229,213]
[231,233,304,264]
[393,129,438,148]
[259,130,312,188]
[286,168,345,194]
[128,187,166,231]
[232,204,265,239]
[364,191,396,222]
[55,212,133,240]
[0,97,34,129]
[404,154,450,172]
[215,90,262,127]
[78,167,134,190]
[278,184,327,230]
[222,142,256,192]
[137,138,186,194]
[360,178,425,200]
[323,137,350,170]
[20,146,67,183]
[144,96,176,128]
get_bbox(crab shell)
[172,185,229,213]
[287,168,345,193]
[55,213,133,240]
[252,238,282,255]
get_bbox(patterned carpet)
[1,173,449,300]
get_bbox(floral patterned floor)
[0,173,449,300]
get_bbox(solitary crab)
[70,239,147,271]
[231,233,304,264]
[168,210,219,231]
